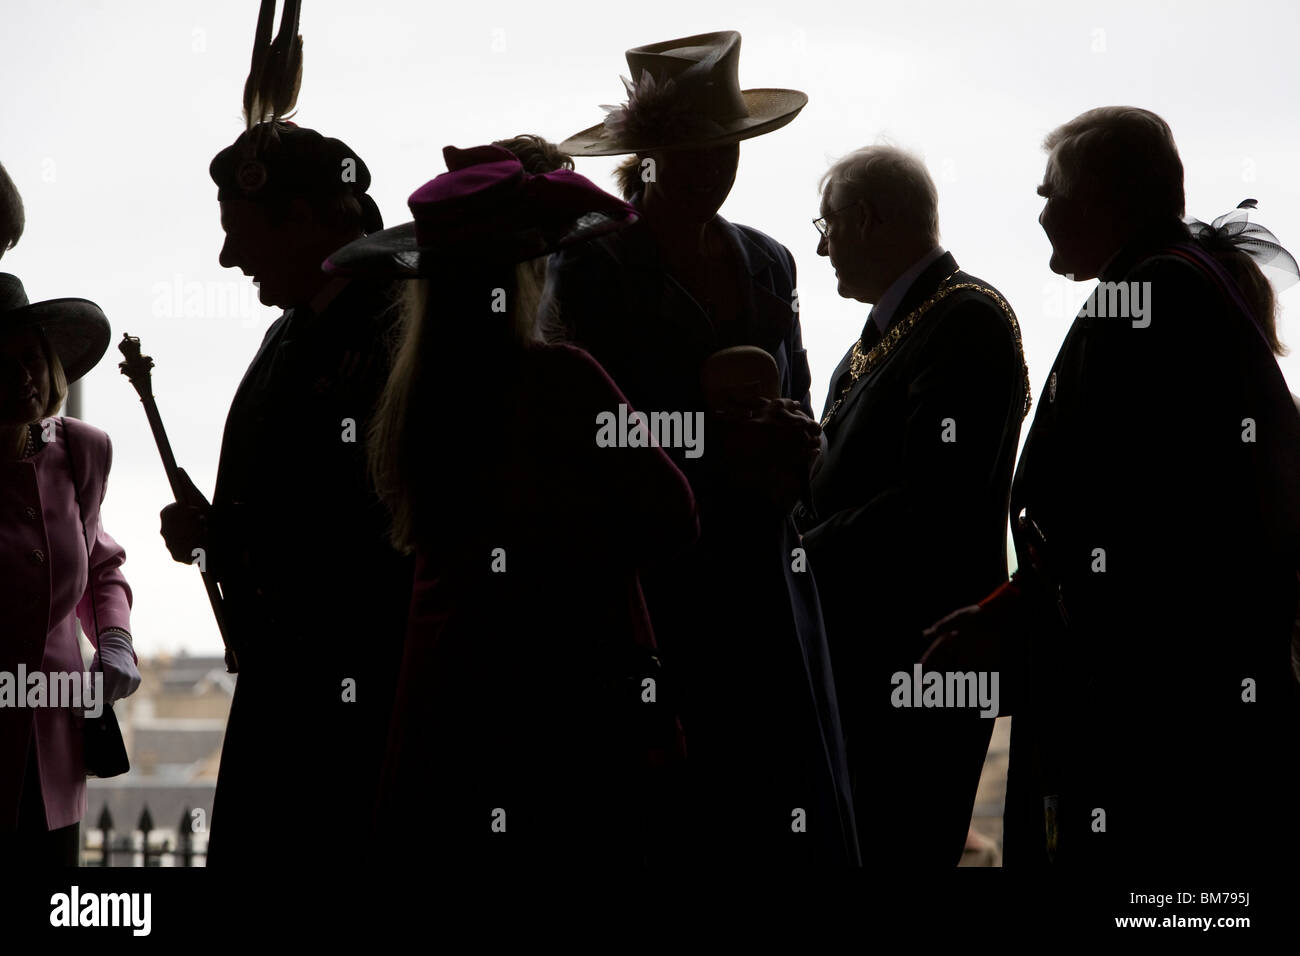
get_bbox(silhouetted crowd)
[3,27,1298,872]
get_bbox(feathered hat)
[208,0,381,232]
[560,31,807,157]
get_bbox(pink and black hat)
[323,144,638,277]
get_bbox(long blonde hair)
[368,258,543,553]
[36,328,68,417]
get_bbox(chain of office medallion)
[820,274,1033,428]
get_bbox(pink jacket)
[0,417,133,831]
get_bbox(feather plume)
[600,70,725,147]
[241,0,276,128]
[241,0,304,135]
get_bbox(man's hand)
[717,397,821,509]
[744,396,822,455]
[159,467,211,565]
[920,604,1003,674]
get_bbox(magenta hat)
[324,144,638,276]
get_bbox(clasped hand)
[715,397,821,510]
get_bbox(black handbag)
[62,419,131,779]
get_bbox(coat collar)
[307,276,352,316]
[613,205,793,353]
[723,215,777,277]
[1099,217,1190,282]
[891,250,960,321]
[868,246,947,334]
[618,203,775,275]
[284,277,394,342]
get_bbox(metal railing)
[83,804,207,866]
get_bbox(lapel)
[824,252,960,435]
[821,342,856,422]
[1011,283,1098,513]
[617,212,795,359]
[720,216,795,355]
[1010,236,1152,512]
[611,216,715,354]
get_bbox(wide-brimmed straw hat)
[323,144,638,277]
[560,31,808,158]
[0,273,110,383]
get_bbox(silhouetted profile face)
[646,143,739,223]
[218,198,327,309]
[1037,159,1118,282]
[816,185,877,303]
[0,328,49,426]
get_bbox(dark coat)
[797,252,1028,865]
[376,343,698,865]
[1005,220,1300,868]
[206,278,413,865]
[542,212,859,865]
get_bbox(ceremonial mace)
[118,334,239,673]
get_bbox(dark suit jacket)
[207,277,414,865]
[797,251,1028,865]
[542,212,859,865]
[801,253,1027,687]
[1005,219,1300,868]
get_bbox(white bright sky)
[3,0,1298,657]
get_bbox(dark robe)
[206,277,413,865]
[542,213,860,865]
[797,252,1028,866]
[1005,220,1300,868]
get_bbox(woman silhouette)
[325,144,698,864]
[0,275,140,865]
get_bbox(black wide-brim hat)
[0,273,110,383]
[324,144,638,277]
[560,30,808,157]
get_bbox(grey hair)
[1042,106,1184,220]
[818,145,939,244]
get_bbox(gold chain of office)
[820,272,1033,428]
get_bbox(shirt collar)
[871,246,946,333]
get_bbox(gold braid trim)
[820,274,1032,428]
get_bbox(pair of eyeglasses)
[813,201,862,237]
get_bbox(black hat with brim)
[0,274,110,384]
